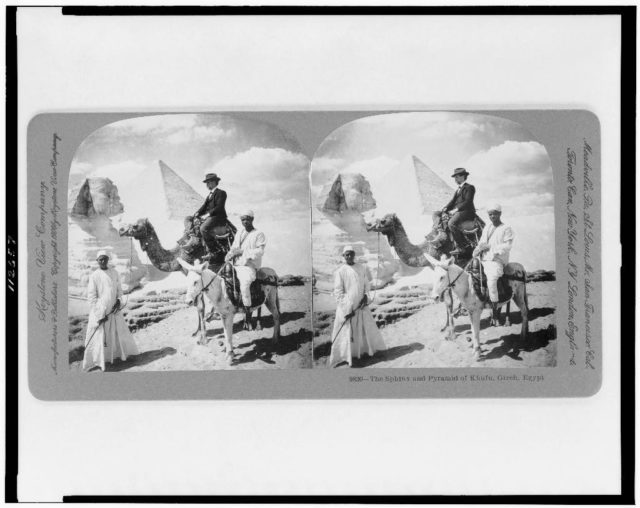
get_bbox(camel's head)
[430,255,455,302]
[365,213,398,234]
[176,257,208,305]
[118,218,153,239]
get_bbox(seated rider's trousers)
[234,265,256,307]
[482,260,504,303]
[199,217,226,245]
[447,210,475,248]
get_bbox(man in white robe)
[83,251,138,372]
[329,245,386,367]
[473,204,515,320]
[225,210,266,316]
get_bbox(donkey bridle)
[438,260,473,299]
[191,263,227,301]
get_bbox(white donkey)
[177,258,280,364]
[426,254,528,358]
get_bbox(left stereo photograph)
[54,113,312,374]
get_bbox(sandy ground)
[313,281,556,368]
[70,284,312,371]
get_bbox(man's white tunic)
[329,263,385,367]
[231,229,266,269]
[231,229,266,306]
[83,267,138,371]
[478,223,514,302]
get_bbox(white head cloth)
[96,250,109,260]
[487,204,502,213]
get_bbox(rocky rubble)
[527,270,555,282]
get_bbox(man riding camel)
[195,172,228,257]
[225,210,267,322]
[441,167,476,255]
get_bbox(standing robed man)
[83,251,138,372]
[329,245,386,367]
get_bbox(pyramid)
[411,156,454,213]
[120,160,203,222]
[158,160,204,220]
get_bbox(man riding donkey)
[224,210,267,325]
[472,204,515,324]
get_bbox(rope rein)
[192,261,230,300]
[445,266,466,290]
[196,271,218,299]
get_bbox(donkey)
[177,258,280,364]
[426,254,528,358]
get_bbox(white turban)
[240,210,254,218]
[96,250,109,260]
[487,204,502,213]
[342,245,355,254]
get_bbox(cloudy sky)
[310,112,556,270]
[70,114,311,275]
[71,114,309,220]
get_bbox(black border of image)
[5,5,635,504]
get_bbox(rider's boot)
[450,241,466,256]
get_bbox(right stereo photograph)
[311,112,557,369]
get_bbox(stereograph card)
[26,109,601,400]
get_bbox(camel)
[365,212,482,267]
[365,212,480,338]
[118,218,205,272]
[425,253,529,358]
[118,217,233,273]
[176,257,280,364]
[365,213,436,268]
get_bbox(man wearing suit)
[442,167,476,255]
[196,173,228,254]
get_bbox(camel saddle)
[219,263,277,308]
[437,212,486,250]
[179,216,237,257]
[467,257,513,304]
